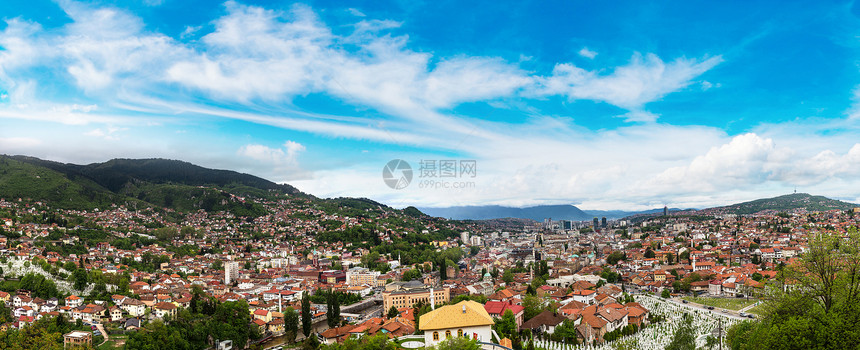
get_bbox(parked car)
[739,312,748,317]
[682,300,688,304]
[707,306,715,310]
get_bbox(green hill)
[0,155,306,216]
[711,193,857,215]
[0,156,132,210]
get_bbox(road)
[94,323,109,346]
[666,297,750,321]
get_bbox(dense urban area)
[0,157,858,350]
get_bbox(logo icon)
[382,159,412,189]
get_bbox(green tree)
[665,314,696,350]
[387,305,400,319]
[72,268,89,291]
[522,295,543,321]
[606,251,626,265]
[402,268,422,282]
[284,307,299,344]
[679,250,690,264]
[727,229,860,349]
[302,292,312,337]
[502,269,514,284]
[644,249,656,259]
[661,289,671,299]
[434,336,482,350]
[494,309,518,339]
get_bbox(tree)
[301,292,312,337]
[664,314,695,350]
[661,289,671,299]
[727,229,860,349]
[606,251,626,265]
[644,249,656,259]
[522,295,543,321]
[387,306,400,319]
[284,307,299,344]
[494,310,517,339]
[326,290,340,328]
[502,269,514,284]
[666,252,675,265]
[434,336,482,350]
[440,259,448,281]
[551,320,579,344]
[679,250,690,264]
[402,268,422,282]
[74,269,90,292]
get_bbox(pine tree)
[301,292,311,337]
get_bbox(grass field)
[746,303,768,315]
[681,296,759,311]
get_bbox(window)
[433,332,439,341]
[457,329,463,337]
[445,330,452,338]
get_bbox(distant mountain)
[417,204,677,221]
[419,204,592,221]
[0,155,306,215]
[703,193,858,215]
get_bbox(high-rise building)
[460,231,470,244]
[663,206,668,216]
[224,260,239,285]
[593,217,599,228]
[601,217,607,228]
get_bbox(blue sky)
[2,0,860,210]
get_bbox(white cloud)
[240,142,302,164]
[645,133,786,193]
[347,8,366,17]
[538,53,723,110]
[84,126,126,140]
[237,141,309,182]
[578,47,597,59]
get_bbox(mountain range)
[417,205,685,221]
[0,155,856,220]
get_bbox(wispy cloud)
[536,53,723,114]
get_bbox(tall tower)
[663,206,668,216]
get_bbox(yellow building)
[419,301,494,346]
[383,287,449,311]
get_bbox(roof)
[521,311,566,329]
[484,301,525,316]
[418,301,494,330]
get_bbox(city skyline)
[1,0,860,210]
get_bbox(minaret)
[430,287,435,310]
